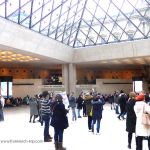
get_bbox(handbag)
[142,106,150,126]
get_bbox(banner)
[59,91,69,108]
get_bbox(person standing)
[91,94,104,134]
[76,94,84,118]
[0,95,5,121]
[41,91,53,142]
[69,92,77,121]
[126,92,136,149]
[29,96,39,123]
[84,92,93,131]
[118,90,127,120]
[134,92,150,150]
[51,94,69,150]
[114,91,120,114]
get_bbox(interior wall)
[13,79,42,98]
[13,79,65,98]
[96,79,132,94]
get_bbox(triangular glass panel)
[82,9,94,23]
[32,22,40,32]
[86,0,97,15]
[42,0,54,17]
[120,32,130,41]
[74,39,84,47]
[6,0,19,17]
[0,3,5,17]
[32,0,43,12]
[19,2,32,23]
[98,0,111,13]
[76,30,87,46]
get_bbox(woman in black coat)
[126,92,136,149]
[51,94,68,150]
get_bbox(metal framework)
[0,0,149,48]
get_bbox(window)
[101,36,106,44]
[128,33,134,40]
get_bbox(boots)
[58,142,66,150]
[54,141,59,150]
[48,134,53,140]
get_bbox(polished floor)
[0,104,149,150]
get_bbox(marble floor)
[0,104,149,150]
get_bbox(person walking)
[84,92,93,131]
[126,92,136,149]
[51,94,69,150]
[91,94,104,134]
[0,95,5,121]
[134,92,150,150]
[41,91,53,142]
[118,90,127,120]
[76,94,84,118]
[29,96,39,123]
[68,92,77,122]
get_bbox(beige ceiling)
[0,47,149,69]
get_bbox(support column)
[69,63,76,94]
[62,64,69,94]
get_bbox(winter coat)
[29,98,38,116]
[69,96,76,108]
[85,99,92,116]
[114,94,119,104]
[76,96,83,109]
[118,93,127,113]
[126,98,136,133]
[50,101,68,130]
[91,99,104,120]
[134,101,150,137]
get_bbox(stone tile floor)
[0,104,149,150]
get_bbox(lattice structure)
[0,0,150,48]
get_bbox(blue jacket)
[91,98,104,120]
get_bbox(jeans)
[42,115,50,140]
[136,136,150,150]
[0,109,4,121]
[115,104,119,114]
[71,107,77,121]
[92,118,101,133]
[78,109,81,117]
[54,128,64,142]
[88,116,92,130]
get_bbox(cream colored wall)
[76,79,133,95]
[73,39,150,63]
[13,79,42,98]
[13,79,65,98]
[96,79,132,94]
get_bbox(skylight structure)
[0,0,150,48]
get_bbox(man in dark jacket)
[118,90,127,120]
[91,94,104,134]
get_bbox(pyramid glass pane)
[0,0,149,47]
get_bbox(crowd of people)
[1,90,150,150]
